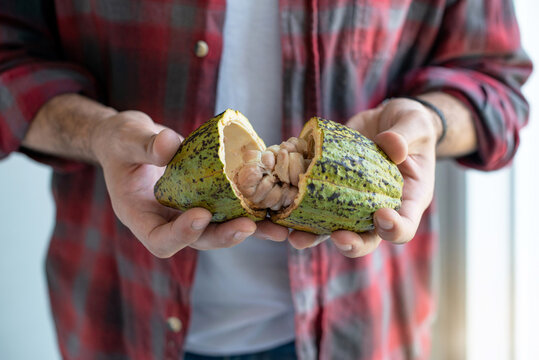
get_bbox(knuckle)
[208,232,239,249]
[389,230,412,244]
[223,240,241,248]
[178,223,199,240]
[342,250,358,258]
[409,108,428,118]
[345,244,360,257]
[347,247,372,258]
[148,245,174,259]
[342,246,365,258]
[274,234,289,242]
[122,110,152,122]
[220,237,237,248]
[376,229,394,242]
[146,236,185,259]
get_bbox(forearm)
[416,92,477,159]
[21,93,117,164]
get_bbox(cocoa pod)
[154,110,403,235]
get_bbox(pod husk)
[270,117,403,234]
[155,111,403,234]
[154,109,266,222]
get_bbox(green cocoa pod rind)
[155,112,403,234]
[270,117,403,234]
[154,109,266,222]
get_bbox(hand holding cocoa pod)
[155,109,403,235]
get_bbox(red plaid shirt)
[0,1,531,359]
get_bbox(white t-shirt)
[183,0,295,356]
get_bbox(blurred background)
[1,1,538,359]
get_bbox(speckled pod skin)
[155,111,403,234]
[154,110,266,222]
[270,117,403,234]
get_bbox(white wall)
[0,153,59,359]
[512,0,539,358]
[464,1,539,359]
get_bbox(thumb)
[374,131,408,165]
[94,111,183,168]
[120,111,182,166]
[146,128,183,166]
[374,111,435,164]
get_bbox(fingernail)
[334,242,353,252]
[234,232,252,241]
[191,218,209,230]
[376,217,393,231]
[308,235,330,248]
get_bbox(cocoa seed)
[288,137,308,155]
[261,151,276,170]
[281,185,298,207]
[266,145,280,155]
[235,139,311,211]
[242,149,262,163]
[261,184,284,209]
[280,141,296,153]
[288,152,305,186]
[250,174,276,204]
[274,149,290,183]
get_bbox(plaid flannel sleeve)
[397,0,532,171]
[0,1,96,169]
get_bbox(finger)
[253,220,290,242]
[331,230,381,258]
[143,207,213,258]
[374,154,434,244]
[190,217,257,250]
[288,230,320,249]
[374,203,422,244]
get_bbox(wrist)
[23,93,120,164]
[89,107,119,166]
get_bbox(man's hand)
[91,110,290,258]
[23,94,289,258]
[287,97,439,257]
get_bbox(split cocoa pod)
[154,109,403,235]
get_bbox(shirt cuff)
[0,60,97,172]
[395,65,528,171]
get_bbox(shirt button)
[195,40,209,58]
[167,317,182,333]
